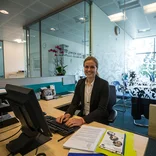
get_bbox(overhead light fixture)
[108,12,127,22]
[14,39,26,43]
[0,10,9,14]
[74,16,88,24]
[50,27,59,31]
[138,28,151,33]
[79,17,86,22]
[143,2,156,14]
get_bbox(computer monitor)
[5,84,52,155]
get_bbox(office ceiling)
[93,0,156,39]
[0,0,156,45]
[0,0,80,43]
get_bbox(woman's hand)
[56,113,71,123]
[65,117,85,127]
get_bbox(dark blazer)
[66,75,110,124]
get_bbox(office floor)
[110,99,156,156]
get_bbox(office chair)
[107,85,118,123]
[75,85,117,124]
[111,81,131,112]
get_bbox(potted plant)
[48,45,67,76]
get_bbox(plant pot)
[56,73,65,76]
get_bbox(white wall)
[92,3,133,83]
[3,41,25,78]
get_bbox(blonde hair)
[83,56,98,68]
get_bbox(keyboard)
[45,115,80,136]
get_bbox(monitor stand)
[6,132,52,155]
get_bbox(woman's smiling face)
[84,60,97,79]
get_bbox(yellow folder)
[95,127,136,156]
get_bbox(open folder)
[64,125,136,156]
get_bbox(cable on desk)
[35,147,46,156]
[0,127,21,142]
[0,124,21,134]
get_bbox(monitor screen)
[5,84,52,155]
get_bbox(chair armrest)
[108,109,117,123]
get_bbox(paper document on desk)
[63,125,106,152]
[99,130,126,155]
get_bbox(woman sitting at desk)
[56,56,109,127]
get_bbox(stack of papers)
[63,125,106,152]
[64,125,136,156]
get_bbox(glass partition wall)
[0,41,4,78]
[25,1,90,79]
[91,0,156,99]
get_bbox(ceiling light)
[0,46,2,49]
[50,28,56,31]
[79,17,85,21]
[138,28,151,33]
[143,2,156,14]
[14,39,26,43]
[0,10,9,14]
[108,12,127,22]
[50,27,59,31]
[74,16,89,24]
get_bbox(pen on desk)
[58,136,67,142]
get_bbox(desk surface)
[0,95,148,156]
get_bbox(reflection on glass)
[41,1,90,78]
[0,41,4,78]
[28,22,41,77]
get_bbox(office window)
[0,41,4,78]
[27,22,41,77]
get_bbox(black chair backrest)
[107,85,116,112]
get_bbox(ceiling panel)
[101,3,120,15]
[126,7,150,30]
[93,0,114,7]
[42,18,59,27]
[0,0,24,13]
[21,8,42,21]
[9,0,37,7]
[30,2,52,15]
[61,6,81,18]
[39,0,66,10]
[50,13,70,22]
